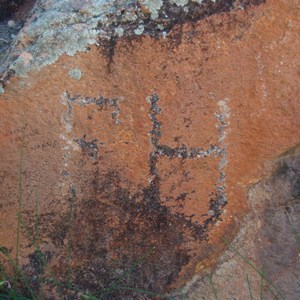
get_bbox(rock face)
[178,147,300,299]
[0,0,299,299]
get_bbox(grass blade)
[0,292,32,300]
[246,273,253,300]
[208,274,218,300]
[16,135,25,268]
[67,188,76,298]
[220,237,285,300]
[0,246,35,299]
[34,190,45,299]
[108,247,154,292]
[44,270,64,300]
[93,246,155,298]
[13,215,64,299]
[285,209,300,254]
[260,267,264,300]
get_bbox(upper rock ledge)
[0,0,264,84]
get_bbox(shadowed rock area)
[179,146,300,299]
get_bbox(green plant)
[220,236,285,300]
[246,274,253,300]
[285,209,300,254]
[66,188,76,298]
[0,134,63,299]
[81,246,175,299]
[0,157,169,300]
[208,274,218,300]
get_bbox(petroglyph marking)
[61,92,123,129]
[59,91,123,195]
[147,93,229,218]
[75,138,99,160]
[59,91,230,222]
[31,140,58,151]
[3,124,40,143]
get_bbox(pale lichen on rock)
[68,68,82,80]
[0,0,263,80]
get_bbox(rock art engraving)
[147,93,229,220]
[74,138,99,161]
[60,91,123,195]
[4,123,39,142]
[61,91,230,223]
[61,92,123,130]
[54,90,231,296]
[31,140,58,151]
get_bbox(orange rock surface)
[0,0,299,296]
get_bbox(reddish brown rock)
[180,146,300,299]
[0,0,299,298]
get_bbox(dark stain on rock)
[24,250,52,276]
[97,36,117,73]
[67,169,201,299]
[250,150,300,299]
[0,0,36,21]
[97,0,266,66]
[46,93,227,298]
[75,138,99,161]
[20,250,52,295]
[48,223,68,249]
[275,157,300,199]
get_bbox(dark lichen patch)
[75,138,99,160]
[46,94,228,298]
[48,154,212,297]
[97,0,266,65]
[274,156,300,200]
[0,0,37,84]
[22,250,52,277]
[18,250,52,295]
[97,36,117,72]
[0,0,36,21]
[64,169,202,299]
[20,210,68,249]
[98,0,266,39]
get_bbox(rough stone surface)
[0,0,265,79]
[0,0,37,76]
[0,0,299,299]
[177,146,300,299]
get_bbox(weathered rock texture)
[0,0,299,299]
[176,146,300,299]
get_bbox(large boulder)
[0,0,299,298]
